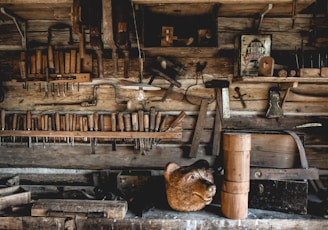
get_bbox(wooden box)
[249,180,308,215]
[0,186,31,210]
[31,199,128,219]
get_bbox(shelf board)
[233,77,328,83]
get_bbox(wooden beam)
[131,0,313,4]
[0,0,72,4]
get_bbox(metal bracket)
[0,7,26,50]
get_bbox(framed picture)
[235,34,272,76]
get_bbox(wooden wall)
[0,3,327,178]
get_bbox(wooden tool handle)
[117,112,124,131]
[65,114,70,131]
[169,111,186,129]
[144,114,149,131]
[12,113,17,130]
[87,114,94,131]
[69,114,74,131]
[83,116,88,132]
[79,116,83,132]
[55,112,60,131]
[36,49,42,74]
[0,110,4,130]
[155,112,161,131]
[160,115,168,132]
[138,110,144,132]
[48,116,52,131]
[111,113,116,132]
[48,45,55,69]
[123,114,131,131]
[93,113,98,131]
[26,111,31,130]
[65,52,71,74]
[150,107,156,131]
[100,114,104,131]
[41,115,45,131]
[72,114,76,131]
[44,115,49,131]
[131,112,138,131]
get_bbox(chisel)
[55,112,60,143]
[123,113,132,143]
[65,113,70,144]
[88,114,95,154]
[12,113,17,143]
[143,113,149,151]
[48,115,52,144]
[117,112,125,143]
[1,109,5,145]
[111,113,117,151]
[138,110,145,153]
[82,116,88,142]
[41,114,45,147]
[93,112,98,146]
[71,114,76,146]
[44,114,49,143]
[26,111,32,148]
[149,107,156,148]
[131,112,138,149]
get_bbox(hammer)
[205,79,230,156]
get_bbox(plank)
[189,99,209,157]
[31,199,127,219]
[0,186,31,210]
[0,216,326,230]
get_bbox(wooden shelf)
[233,77,328,83]
[0,130,182,139]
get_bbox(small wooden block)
[258,56,274,77]
[31,199,128,219]
[321,67,328,77]
[0,186,31,210]
[299,68,320,77]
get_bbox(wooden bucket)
[223,133,251,182]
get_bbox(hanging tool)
[88,114,95,154]
[1,109,5,145]
[138,110,145,153]
[189,100,209,158]
[144,113,150,151]
[205,79,230,156]
[111,113,117,151]
[131,112,139,149]
[26,111,32,148]
[55,112,60,143]
[233,87,247,108]
[149,107,156,149]
[266,87,283,118]
[117,112,125,143]
[12,113,17,143]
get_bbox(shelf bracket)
[0,7,26,50]
[257,4,273,31]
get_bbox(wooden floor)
[0,206,327,230]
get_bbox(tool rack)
[0,110,184,150]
